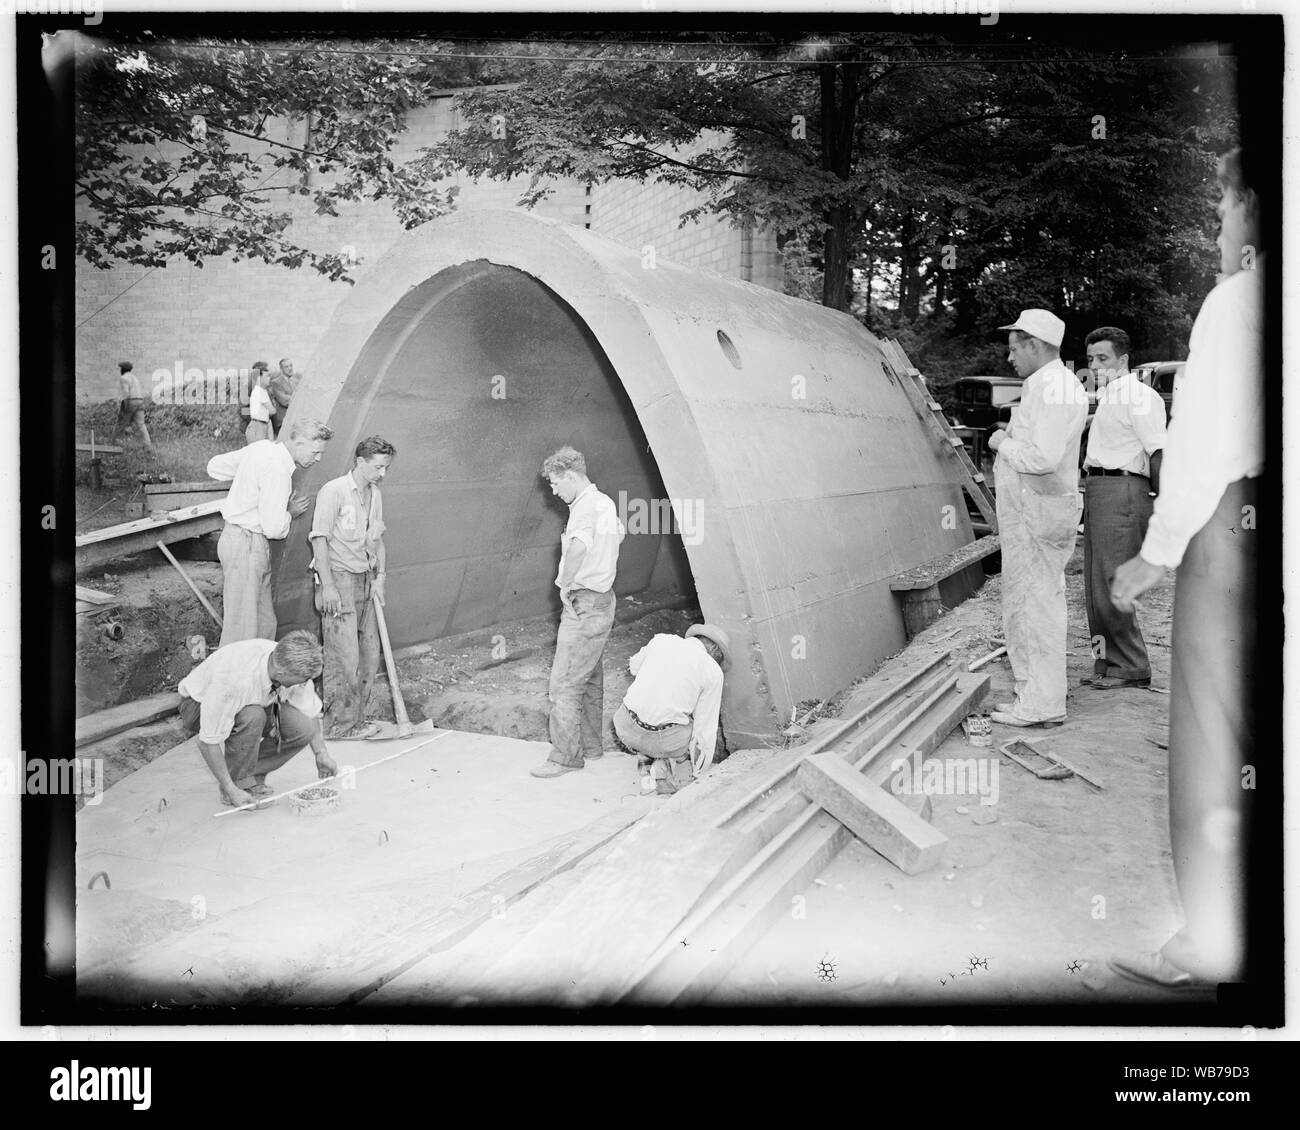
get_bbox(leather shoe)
[1090,675,1151,690]
[1107,950,1207,991]
[989,709,1065,728]
[529,760,582,779]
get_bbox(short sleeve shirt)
[310,472,385,574]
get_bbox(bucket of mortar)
[289,785,342,816]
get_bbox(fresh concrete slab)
[76,728,651,1009]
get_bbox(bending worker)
[612,624,729,795]
[177,630,338,810]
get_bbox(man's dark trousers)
[179,697,314,785]
[547,587,616,768]
[1084,473,1154,680]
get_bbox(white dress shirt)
[995,358,1090,494]
[1141,265,1264,568]
[557,482,624,593]
[178,638,321,745]
[248,385,273,424]
[623,634,725,771]
[207,440,297,539]
[1083,371,1167,476]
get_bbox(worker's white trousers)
[995,464,1082,720]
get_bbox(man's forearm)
[308,717,327,758]
[559,541,587,589]
[197,740,237,790]
[312,536,334,582]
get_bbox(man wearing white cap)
[612,623,729,795]
[986,309,1089,726]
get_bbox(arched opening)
[276,261,695,647]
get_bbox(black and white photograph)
[6,0,1292,1087]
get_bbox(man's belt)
[628,707,685,732]
[1084,467,1148,479]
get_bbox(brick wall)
[76,101,783,399]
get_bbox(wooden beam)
[797,752,947,874]
[75,585,117,604]
[75,500,226,572]
[75,443,123,455]
[75,692,182,749]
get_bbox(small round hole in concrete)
[717,329,742,370]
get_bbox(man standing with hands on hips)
[531,446,625,778]
[986,308,1089,728]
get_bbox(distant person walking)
[531,446,625,779]
[206,418,332,647]
[113,361,152,449]
[268,358,297,436]
[245,363,275,445]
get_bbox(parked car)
[948,376,1025,429]
[1132,361,1184,419]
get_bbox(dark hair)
[118,362,133,373]
[355,436,396,461]
[1084,326,1131,357]
[541,446,586,478]
[1216,146,1258,203]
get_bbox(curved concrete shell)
[274,210,978,743]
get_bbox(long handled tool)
[371,592,414,738]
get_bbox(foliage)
[74,35,502,280]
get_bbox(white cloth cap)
[998,308,1065,348]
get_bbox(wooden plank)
[144,481,229,514]
[470,811,749,1006]
[75,585,117,604]
[75,692,182,749]
[75,443,123,455]
[890,534,1001,591]
[624,673,989,1004]
[75,501,226,572]
[797,752,947,874]
[286,805,649,1007]
[76,498,226,546]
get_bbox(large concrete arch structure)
[273,210,979,744]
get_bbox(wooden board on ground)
[144,480,230,513]
[287,804,648,1007]
[75,691,181,749]
[797,751,947,874]
[468,809,748,1006]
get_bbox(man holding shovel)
[310,436,395,739]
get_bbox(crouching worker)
[177,630,338,809]
[613,624,729,795]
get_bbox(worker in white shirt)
[177,630,337,809]
[1078,326,1166,690]
[1109,147,1266,990]
[613,625,729,796]
[245,364,275,445]
[531,445,626,778]
[986,309,1089,727]
[206,418,333,647]
[113,360,152,449]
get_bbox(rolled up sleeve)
[198,690,241,745]
[206,449,244,482]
